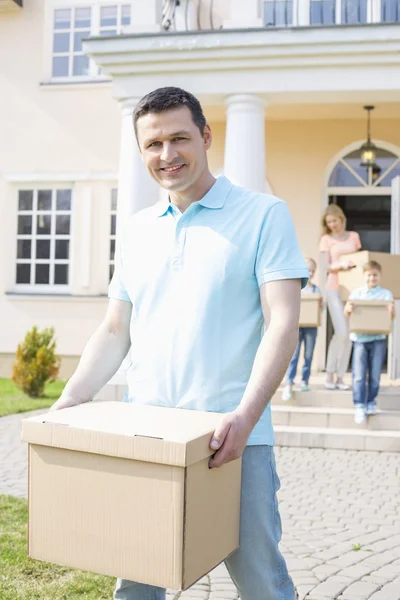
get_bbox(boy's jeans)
[286,327,318,385]
[352,339,387,407]
[114,445,296,600]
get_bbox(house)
[1,0,400,380]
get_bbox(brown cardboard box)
[349,300,392,335]
[21,402,241,590]
[339,251,400,300]
[299,295,321,327]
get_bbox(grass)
[0,378,66,417]
[0,495,115,599]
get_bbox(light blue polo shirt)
[109,176,309,445]
[349,285,393,343]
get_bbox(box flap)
[21,402,224,467]
[352,300,391,307]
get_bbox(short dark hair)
[363,260,382,273]
[133,87,206,140]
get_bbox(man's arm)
[51,298,132,411]
[209,278,301,468]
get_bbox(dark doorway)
[329,194,391,252]
[326,194,391,371]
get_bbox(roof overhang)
[83,24,400,106]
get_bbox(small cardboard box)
[21,402,241,590]
[349,300,392,335]
[299,295,321,327]
[339,251,400,300]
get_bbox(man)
[52,87,308,600]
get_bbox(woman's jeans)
[114,445,296,600]
[352,339,387,407]
[286,327,318,385]
[326,289,352,378]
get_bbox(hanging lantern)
[359,106,377,167]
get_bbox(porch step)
[272,386,400,411]
[274,425,400,452]
[271,404,400,431]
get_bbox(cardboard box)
[349,300,392,335]
[299,295,321,327]
[21,402,242,590]
[339,251,400,300]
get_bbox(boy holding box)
[344,260,395,424]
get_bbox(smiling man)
[52,87,308,600]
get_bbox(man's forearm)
[236,322,298,428]
[59,323,130,404]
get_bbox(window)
[381,0,400,21]
[328,147,400,188]
[16,189,72,289]
[52,4,131,78]
[99,4,131,36]
[109,188,117,281]
[341,0,367,23]
[264,0,293,26]
[310,0,336,24]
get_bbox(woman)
[320,204,361,390]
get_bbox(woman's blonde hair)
[321,204,346,237]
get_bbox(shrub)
[12,326,61,397]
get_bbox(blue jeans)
[286,327,318,385]
[352,339,387,407]
[114,446,295,600]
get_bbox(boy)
[282,258,322,401]
[344,260,395,424]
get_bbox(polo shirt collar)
[154,175,233,217]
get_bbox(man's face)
[364,268,381,288]
[136,106,212,192]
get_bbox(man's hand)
[208,410,253,469]
[389,302,396,319]
[50,395,90,412]
[344,301,354,317]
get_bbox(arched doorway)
[319,141,400,372]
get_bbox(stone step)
[274,425,400,452]
[272,386,400,411]
[271,404,400,431]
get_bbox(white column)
[224,94,267,193]
[116,99,159,235]
[224,0,264,28]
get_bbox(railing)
[161,0,400,32]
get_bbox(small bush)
[12,326,61,397]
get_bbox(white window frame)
[14,186,73,295]
[270,0,394,26]
[45,1,131,83]
[109,187,118,282]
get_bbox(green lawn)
[0,495,115,600]
[0,378,66,417]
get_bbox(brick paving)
[1,411,400,600]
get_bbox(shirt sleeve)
[255,201,309,289]
[108,236,131,303]
[319,235,331,253]
[352,231,362,251]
